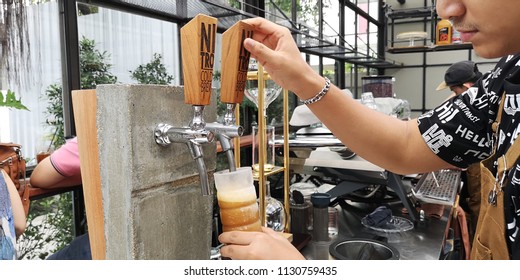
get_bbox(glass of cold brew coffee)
[214,167,262,232]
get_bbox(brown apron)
[470,95,515,260]
[465,163,481,233]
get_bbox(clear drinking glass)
[244,59,282,116]
[251,124,276,173]
[214,167,262,232]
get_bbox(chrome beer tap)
[206,21,253,172]
[153,14,218,196]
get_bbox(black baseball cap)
[436,61,482,91]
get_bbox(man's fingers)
[219,230,258,245]
[242,17,279,35]
[261,226,276,235]
[244,37,276,68]
[220,244,249,260]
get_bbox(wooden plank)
[180,14,218,106]
[71,89,106,260]
[220,21,253,104]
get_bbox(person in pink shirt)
[30,137,82,189]
[30,137,90,260]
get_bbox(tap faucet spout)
[154,123,214,196]
[223,103,237,126]
[187,141,212,196]
[154,123,214,146]
[189,105,206,131]
[205,122,243,172]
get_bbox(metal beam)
[78,0,188,24]
[341,0,382,27]
[59,0,80,137]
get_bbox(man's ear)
[462,82,473,89]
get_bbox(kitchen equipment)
[329,238,400,260]
[361,76,394,98]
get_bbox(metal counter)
[301,201,453,260]
[292,147,454,260]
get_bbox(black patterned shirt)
[418,54,520,259]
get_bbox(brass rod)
[257,64,266,226]
[283,88,291,232]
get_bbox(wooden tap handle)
[181,14,218,106]
[220,21,254,104]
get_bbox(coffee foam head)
[217,188,257,202]
[214,167,254,193]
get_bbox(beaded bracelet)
[299,77,331,105]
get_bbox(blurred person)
[437,61,483,240]
[220,0,520,260]
[436,60,482,98]
[1,169,26,259]
[30,137,91,260]
[30,137,81,189]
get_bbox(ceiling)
[81,0,398,68]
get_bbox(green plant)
[16,193,73,260]
[79,36,118,89]
[19,36,118,259]
[129,53,174,85]
[42,37,118,149]
[0,89,29,111]
[42,84,65,148]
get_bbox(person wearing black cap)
[436,60,482,97]
[437,61,483,241]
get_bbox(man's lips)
[455,29,477,42]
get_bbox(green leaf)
[129,53,174,85]
[0,89,30,111]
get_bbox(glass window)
[2,1,62,162]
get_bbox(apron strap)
[492,94,506,134]
[495,92,520,172]
[497,136,520,172]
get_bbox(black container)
[311,193,331,242]
[361,76,394,98]
[290,201,311,235]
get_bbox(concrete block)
[95,84,217,259]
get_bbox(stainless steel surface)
[301,202,452,260]
[413,170,461,206]
[275,136,344,148]
[190,144,211,196]
[329,238,399,260]
[154,123,214,146]
[189,105,206,131]
[153,106,215,196]
[205,122,243,139]
[206,122,243,172]
[223,103,237,126]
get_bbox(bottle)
[290,182,318,231]
[311,193,331,242]
[290,189,311,234]
[452,28,462,44]
[436,19,452,45]
[259,181,286,232]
